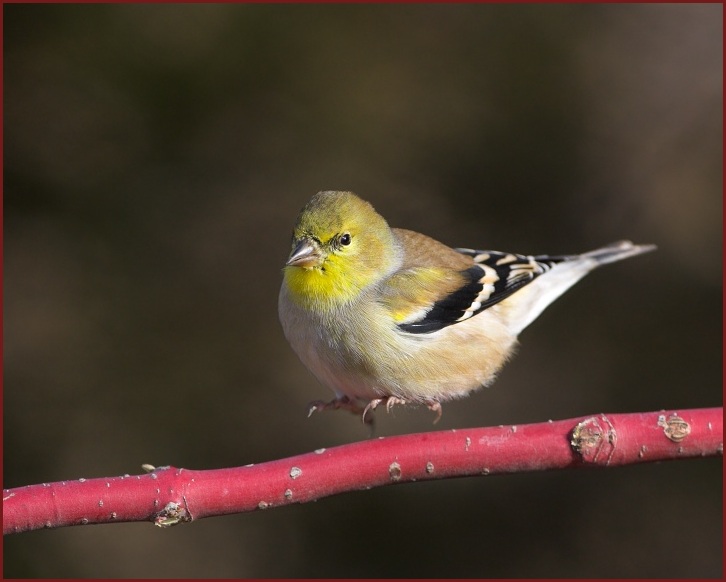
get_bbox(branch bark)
[3,407,722,535]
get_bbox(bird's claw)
[425,400,443,424]
[361,396,410,423]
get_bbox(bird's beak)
[286,238,323,268]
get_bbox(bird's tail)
[505,240,656,336]
[579,240,657,266]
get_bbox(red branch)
[3,407,722,535]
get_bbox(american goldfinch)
[278,191,655,424]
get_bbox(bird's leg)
[425,399,443,424]
[307,395,365,418]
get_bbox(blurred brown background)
[3,4,722,578]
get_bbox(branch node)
[657,413,691,443]
[154,500,191,528]
[388,462,402,481]
[571,414,616,465]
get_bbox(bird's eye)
[339,233,352,246]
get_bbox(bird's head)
[283,191,400,307]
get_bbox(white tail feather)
[503,241,656,336]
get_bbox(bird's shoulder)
[392,228,473,270]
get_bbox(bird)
[278,190,656,424]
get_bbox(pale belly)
[279,286,516,404]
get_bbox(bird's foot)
[362,396,408,423]
[308,395,442,425]
[307,396,365,418]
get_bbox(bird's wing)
[384,249,570,335]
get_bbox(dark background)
[3,4,722,578]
